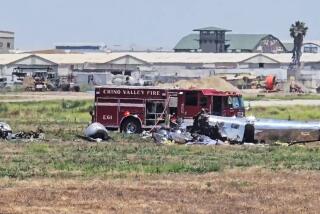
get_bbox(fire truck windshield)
[228,96,244,109]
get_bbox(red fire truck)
[93,86,245,133]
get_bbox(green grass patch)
[0,142,320,179]
[248,105,320,120]
[0,100,92,123]
[244,94,320,101]
[0,100,93,140]
[0,100,320,179]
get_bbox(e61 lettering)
[103,115,113,120]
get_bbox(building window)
[7,43,11,48]
[304,46,318,53]
[203,40,207,44]
[259,63,264,68]
[0,42,3,48]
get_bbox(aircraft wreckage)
[0,122,44,140]
[205,115,320,144]
[82,113,320,145]
[1,116,319,144]
[149,114,320,145]
[152,113,320,145]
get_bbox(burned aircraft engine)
[0,122,12,139]
[84,122,109,140]
[208,115,320,144]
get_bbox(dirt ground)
[0,92,93,102]
[247,99,320,107]
[1,168,320,214]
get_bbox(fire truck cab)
[93,86,244,133]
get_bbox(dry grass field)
[1,99,320,213]
[1,168,320,214]
[0,140,320,214]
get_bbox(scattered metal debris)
[152,128,193,145]
[0,122,12,139]
[151,126,225,146]
[149,108,320,146]
[11,130,45,140]
[150,111,224,146]
[0,122,44,141]
[186,135,225,146]
[83,122,109,142]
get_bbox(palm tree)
[290,21,308,66]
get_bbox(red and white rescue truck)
[93,86,245,133]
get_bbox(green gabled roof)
[225,34,269,50]
[174,33,284,52]
[174,33,199,50]
[282,42,294,52]
[193,26,231,31]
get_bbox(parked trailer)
[93,86,245,133]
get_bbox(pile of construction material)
[158,76,239,92]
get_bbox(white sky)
[0,0,318,50]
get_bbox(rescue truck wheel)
[121,118,142,134]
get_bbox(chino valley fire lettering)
[102,89,161,96]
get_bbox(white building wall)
[2,65,15,76]
[57,64,73,76]
[0,37,14,53]
[146,64,288,84]
[74,72,113,85]
[214,68,288,80]
[0,65,3,76]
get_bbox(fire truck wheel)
[121,118,142,134]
